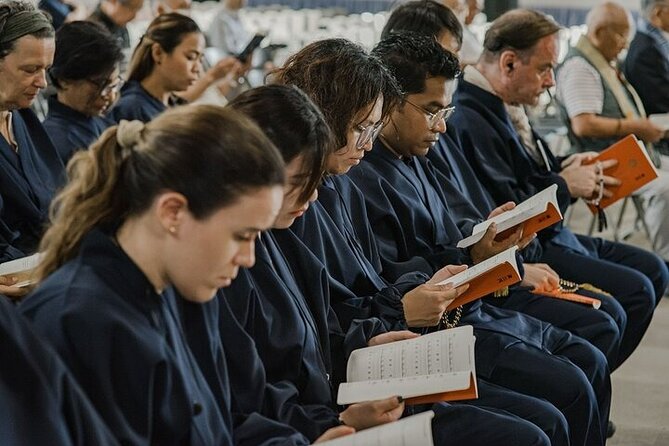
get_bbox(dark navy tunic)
[107,81,167,123]
[42,96,114,164]
[0,109,64,255]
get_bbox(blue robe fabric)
[281,175,586,445]
[347,140,612,446]
[20,228,233,446]
[107,81,167,123]
[0,296,118,445]
[451,78,669,366]
[430,126,622,369]
[0,195,25,262]
[0,109,64,255]
[42,96,114,164]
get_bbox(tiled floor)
[566,200,669,445]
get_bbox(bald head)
[585,2,630,61]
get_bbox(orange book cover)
[495,201,562,241]
[445,262,521,311]
[531,289,602,309]
[585,134,658,212]
[405,375,478,405]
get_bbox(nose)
[194,60,202,76]
[543,68,555,89]
[235,240,256,268]
[432,116,447,133]
[34,69,47,89]
[309,188,318,203]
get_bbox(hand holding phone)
[236,34,266,63]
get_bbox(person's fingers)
[315,426,356,442]
[599,158,618,170]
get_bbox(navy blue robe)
[429,127,622,368]
[0,109,64,255]
[20,229,233,446]
[107,81,167,123]
[42,96,114,164]
[0,296,118,445]
[451,78,669,366]
[347,140,612,446]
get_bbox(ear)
[155,192,189,235]
[151,42,165,65]
[499,50,517,75]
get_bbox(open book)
[337,326,477,406]
[456,185,562,249]
[318,411,435,446]
[0,253,42,287]
[584,134,659,212]
[435,246,521,311]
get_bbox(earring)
[169,226,177,234]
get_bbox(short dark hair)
[228,85,331,203]
[482,9,560,61]
[49,21,123,89]
[381,0,463,48]
[372,32,460,96]
[0,0,54,58]
[272,39,401,150]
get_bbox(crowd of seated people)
[2,0,669,444]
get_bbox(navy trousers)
[485,288,622,369]
[542,236,669,367]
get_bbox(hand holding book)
[316,412,436,446]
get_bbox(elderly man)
[449,8,668,380]
[556,1,669,265]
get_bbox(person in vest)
[556,1,669,266]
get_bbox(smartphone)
[236,34,266,63]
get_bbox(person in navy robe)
[0,1,64,296]
[107,13,202,123]
[220,83,562,445]
[267,38,613,445]
[379,0,625,374]
[449,9,669,369]
[20,105,331,445]
[342,33,612,446]
[0,295,119,445]
[44,21,122,164]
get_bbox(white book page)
[337,327,474,405]
[317,411,435,446]
[456,185,560,248]
[0,253,42,277]
[434,246,518,289]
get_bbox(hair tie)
[116,120,145,153]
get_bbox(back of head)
[585,2,629,33]
[271,38,401,148]
[49,21,123,89]
[127,12,200,82]
[37,104,284,279]
[0,0,54,59]
[481,9,560,63]
[381,0,463,48]
[228,85,331,202]
[372,32,460,96]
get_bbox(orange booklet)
[436,246,522,311]
[585,134,658,212]
[457,185,563,248]
[337,326,477,406]
[531,289,602,309]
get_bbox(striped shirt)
[556,56,605,117]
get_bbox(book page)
[457,185,559,248]
[337,327,474,404]
[0,253,42,277]
[317,411,435,446]
[435,246,518,288]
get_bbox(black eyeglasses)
[88,74,125,96]
[405,100,456,128]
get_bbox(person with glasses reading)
[44,21,123,164]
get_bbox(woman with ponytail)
[19,104,328,445]
[108,13,203,123]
